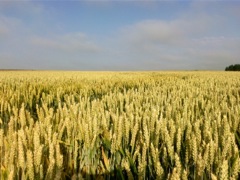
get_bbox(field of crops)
[0,71,239,179]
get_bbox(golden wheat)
[0,71,239,179]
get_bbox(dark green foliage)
[225,64,240,71]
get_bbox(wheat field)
[0,71,239,179]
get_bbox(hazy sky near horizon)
[0,0,240,70]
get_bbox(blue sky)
[0,0,240,70]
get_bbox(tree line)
[225,64,240,71]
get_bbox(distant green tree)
[225,64,240,71]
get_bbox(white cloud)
[121,20,183,46]
[120,12,223,47]
[112,5,240,70]
[31,33,102,53]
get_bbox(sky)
[0,0,240,70]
